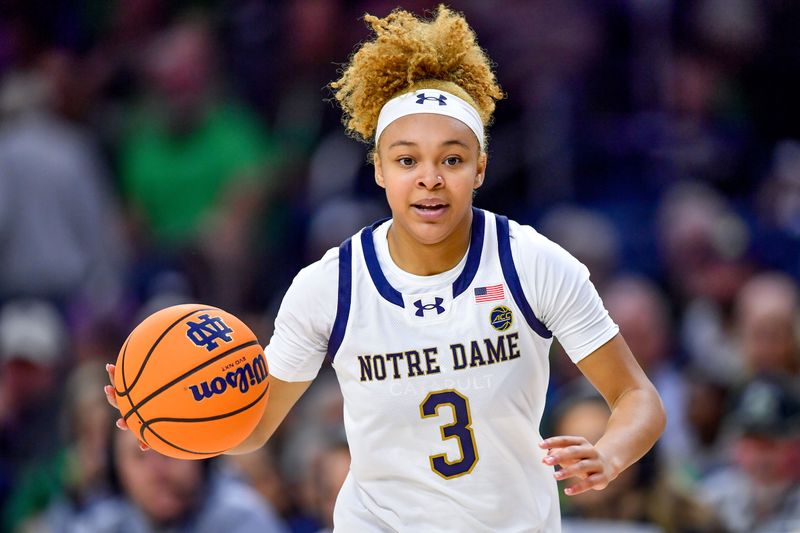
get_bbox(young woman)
[107,5,665,531]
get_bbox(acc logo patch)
[490,305,513,332]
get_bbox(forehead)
[378,113,479,150]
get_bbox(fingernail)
[115,419,124,429]
[106,364,111,371]
[543,456,555,465]
[564,487,574,495]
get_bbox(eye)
[443,156,462,166]
[398,157,415,167]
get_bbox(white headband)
[375,89,485,150]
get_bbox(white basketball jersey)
[328,209,561,532]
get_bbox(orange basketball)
[113,304,269,459]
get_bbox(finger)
[104,385,119,409]
[115,417,129,431]
[138,440,150,452]
[106,363,116,385]
[564,472,610,496]
[553,459,601,482]
[540,435,588,449]
[542,444,596,467]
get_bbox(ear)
[474,152,488,189]
[373,152,386,189]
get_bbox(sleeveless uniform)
[266,208,618,532]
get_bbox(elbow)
[225,424,273,456]
[651,384,667,438]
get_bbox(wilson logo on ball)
[186,314,234,351]
[188,353,268,402]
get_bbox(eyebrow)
[387,139,471,150]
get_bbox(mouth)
[411,201,449,220]
[412,202,448,210]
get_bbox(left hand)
[539,436,618,496]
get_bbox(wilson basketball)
[113,304,269,459]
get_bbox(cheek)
[381,178,411,207]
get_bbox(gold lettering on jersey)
[357,333,520,382]
[359,347,439,381]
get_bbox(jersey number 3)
[420,389,479,479]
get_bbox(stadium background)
[1,0,799,531]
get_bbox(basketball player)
[107,6,665,531]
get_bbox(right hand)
[104,363,150,452]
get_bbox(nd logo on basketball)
[490,305,513,332]
[188,353,268,402]
[186,314,234,351]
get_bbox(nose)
[416,165,443,190]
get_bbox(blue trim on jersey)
[328,238,353,360]
[361,220,405,307]
[495,215,553,339]
[361,210,487,306]
[451,207,485,299]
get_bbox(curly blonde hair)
[330,4,504,147]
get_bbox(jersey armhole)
[327,237,352,361]
[495,215,552,339]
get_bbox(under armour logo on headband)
[376,89,484,149]
[416,93,448,106]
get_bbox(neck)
[386,210,473,276]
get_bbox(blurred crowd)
[0,0,799,532]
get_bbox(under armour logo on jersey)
[416,93,448,106]
[186,314,234,351]
[413,297,445,317]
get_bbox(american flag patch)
[474,284,505,303]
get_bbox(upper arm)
[266,251,338,382]
[513,224,618,362]
[576,334,655,408]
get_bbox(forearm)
[595,382,665,479]
[226,376,312,455]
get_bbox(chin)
[411,226,451,246]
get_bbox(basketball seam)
[142,424,225,457]
[117,336,151,444]
[122,340,261,422]
[116,307,215,397]
[138,381,270,456]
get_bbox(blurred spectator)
[699,374,800,532]
[539,206,621,294]
[656,182,752,384]
[555,381,722,533]
[758,140,800,238]
[754,141,800,276]
[679,368,730,480]
[311,439,350,533]
[0,53,126,311]
[34,428,288,533]
[274,371,344,533]
[554,384,657,532]
[4,361,112,532]
[2,2,800,532]
[118,13,280,309]
[0,300,67,514]
[222,444,294,528]
[734,272,800,378]
[603,276,691,471]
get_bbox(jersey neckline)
[360,207,485,308]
